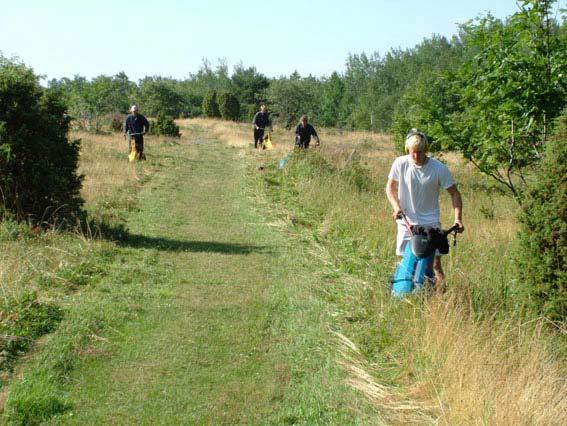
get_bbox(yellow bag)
[128,143,140,162]
[263,133,273,150]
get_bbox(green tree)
[218,92,240,121]
[202,90,220,118]
[0,58,83,224]
[517,110,567,320]
[390,72,460,153]
[150,112,181,137]
[265,75,321,129]
[49,73,136,133]
[319,72,346,127]
[342,53,376,130]
[231,64,269,121]
[177,80,204,118]
[137,76,185,117]
[390,1,566,199]
[449,1,566,197]
[190,59,232,98]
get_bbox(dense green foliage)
[218,91,240,121]
[230,63,270,120]
[137,76,186,117]
[265,73,322,129]
[0,58,84,224]
[150,112,181,137]
[392,0,567,197]
[49,72,134,133]
[517,111,567,321]
[202,90,220,118]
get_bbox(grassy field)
[0,119,565,424]
[196,118,567,424]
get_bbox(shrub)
[218,92,240,121]
[0,58,84,225]
[516,111,567,321]
[149,112,181,137]
[242,103,257,122]
[339,160,375,192]
[109,113,126,132]
[202,90,220,118]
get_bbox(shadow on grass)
[118,234,268,254]
[91,220,268,255]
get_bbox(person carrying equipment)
[252,103,271,149]
[123,105,150,160]
[385,129,464,288]
[294,115,320,149]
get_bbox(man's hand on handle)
[454,220,464,233]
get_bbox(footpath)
[53,130,371,424]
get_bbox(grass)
[0,130,161,423]
[0,119,565,424]
[217,118,566,425]
[1,122,379,424]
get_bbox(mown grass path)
[53,130,371,425]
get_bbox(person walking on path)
[385,129,464,285]
[124,105,150,160]
[252,103,271,149]
[294,115,320,149]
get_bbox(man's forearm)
[451,191,463,222]
[385,181,401,212]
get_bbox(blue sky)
[1,0,565,83]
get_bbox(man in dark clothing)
[294,115,320,149]
[252,104,271,148]
[123,105,150,160]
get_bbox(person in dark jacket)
[123,105,150,159]
[252,103,271,148]
[294,115,320,149]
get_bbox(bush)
[0,58,84,225]
[242,103,257,122]
[339,160,375,192]
[202,90,220,118]
[516,111,567,321]
[149,112,181,137]
[218,92,240,121]
[109,113,126,132]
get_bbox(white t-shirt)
[388,155,454,225]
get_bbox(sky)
[1,0,565,83]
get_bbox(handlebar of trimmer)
[443,224,460,235]
[396,211,460,236]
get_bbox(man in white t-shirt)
[386,130,464,284]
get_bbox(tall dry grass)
[338,298,567,425]
[76,131,141,204]
[415,296,567,425]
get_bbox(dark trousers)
[295,139,310,149]
[253,128,265,148]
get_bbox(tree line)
[46,3,566,142]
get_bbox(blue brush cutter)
[391,213,458,298]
